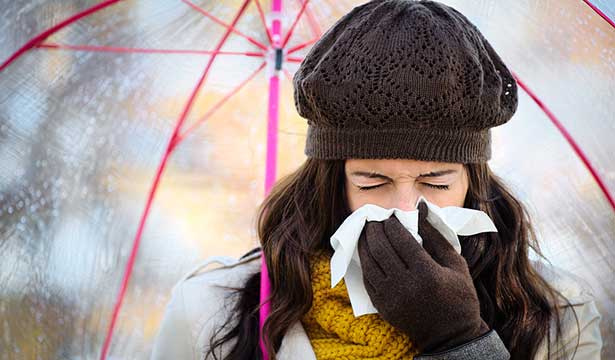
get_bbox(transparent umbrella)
[0,0,613,359]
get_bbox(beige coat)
[150,251,603,359]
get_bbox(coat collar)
[277,320,317,360]
[222,250,593,359]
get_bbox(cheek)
[432,183,467,207]
[427,190,464,207]
[346,187,365,212]
[345,184,386,212]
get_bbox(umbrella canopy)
[0,0,613,359]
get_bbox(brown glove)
[357,201,490,354]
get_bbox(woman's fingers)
[382,214,437,271]
[358,220,407,276]
[417,201,468,272]
[361,268,379,299]
[357,223,386,284]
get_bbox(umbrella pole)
[260,1,283,359]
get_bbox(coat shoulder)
[181,247,262,284]
[530,258,603,359]
[530,258,595,305]
[150,248,262,360]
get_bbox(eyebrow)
[350,169,458,180]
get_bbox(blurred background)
[0,0,613,359]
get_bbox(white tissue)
[330,195,498,317]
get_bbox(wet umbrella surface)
[1,0,614,359]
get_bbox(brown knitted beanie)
[292,0,518,163]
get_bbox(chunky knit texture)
[301,251,419,359]
[293,0,518,163]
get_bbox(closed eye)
[356,183,450,191]
[357,184,386,191]
[423,183,450,190]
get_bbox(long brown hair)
[205,158,579,359]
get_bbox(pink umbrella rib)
[181,0,269,51]
[98,0,255,359]
[512,72,615,212]
[36,42,265,57]
[0,0,122,72]
[176,60,267,142]
[287,38,318,55]
[286,56,304,63]
[254,0,274,47]
[583,0,615,29]
[283,67,293,81]
[295,0,322,38]
[281,0,311,48]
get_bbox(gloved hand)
[357,201,490,354]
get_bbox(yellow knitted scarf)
[301,251,418,360]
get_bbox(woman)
[150,0,603,359]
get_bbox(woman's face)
[344,158,469,212]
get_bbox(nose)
[394,186,420,211]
